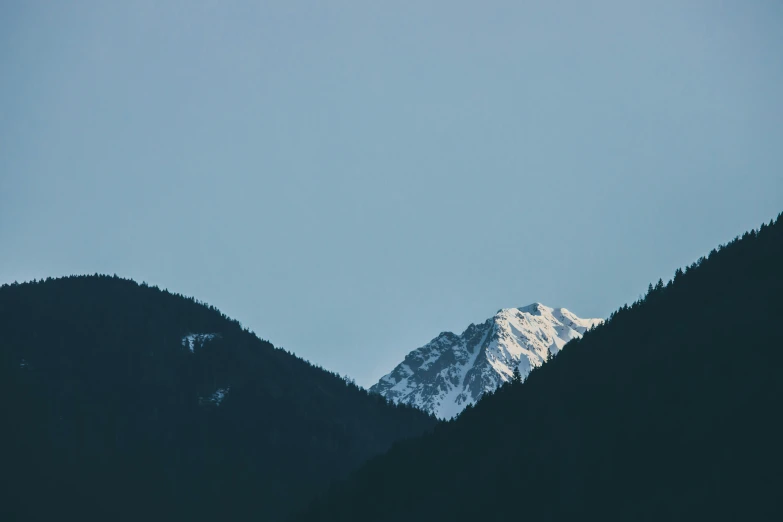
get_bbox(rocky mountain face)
[370,303,601,418]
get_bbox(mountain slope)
[0,275,436,522]
[370,304,601,418]
[293,212,783,522]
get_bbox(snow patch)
[200,387,230,406]
[211,387,229,406]
[182,333,220,352]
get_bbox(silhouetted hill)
[293,212,783,522]
[0,275,436,522]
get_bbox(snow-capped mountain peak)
[369,304,602,419]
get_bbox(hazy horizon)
[2,1,782,386]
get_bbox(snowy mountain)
[370,303,602,419]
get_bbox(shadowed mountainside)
[293,212,783,522]
[0,275,436,522]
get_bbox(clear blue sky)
[2,1,781,386]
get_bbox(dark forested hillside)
[293,213,783,522]
[0,276,436,522]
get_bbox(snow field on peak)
[370,304,602,419]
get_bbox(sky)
[2,1,782,386]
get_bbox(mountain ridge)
[1,275,436,522]
[293,212,783,522]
